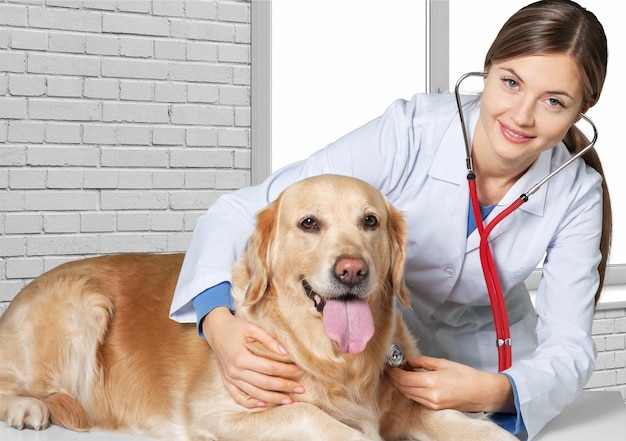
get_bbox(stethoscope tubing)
[455,71,598,372]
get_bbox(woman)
[170,1,612,439]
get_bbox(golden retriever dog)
[0,174,517,440]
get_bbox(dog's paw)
[5,396,50,430]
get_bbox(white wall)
[0,0,252,305]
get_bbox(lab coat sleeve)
[505,167,603,440]
[169,96,423,323]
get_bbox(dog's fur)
[0,175,516,440]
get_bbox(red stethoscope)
[454,72,598,372]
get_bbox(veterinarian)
[169,1,612,439]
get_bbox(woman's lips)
[499,121,534,144]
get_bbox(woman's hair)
[484,0,612,305]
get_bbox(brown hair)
[485,0,612,304]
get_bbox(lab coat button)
[443,266,455,277]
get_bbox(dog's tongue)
[322,298,374,353]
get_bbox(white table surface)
[0,391,624,440]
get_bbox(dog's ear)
[242,197,279,306]
[387,201,410,307]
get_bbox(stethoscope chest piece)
[387,344,405,368]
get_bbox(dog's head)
[235,174,408,355]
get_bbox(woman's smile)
[498,121,535,144]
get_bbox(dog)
[0,174,517,440]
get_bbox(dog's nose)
[334,256,368,286]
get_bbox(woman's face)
[476,53,585,174]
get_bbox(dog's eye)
[299,217,320,231]
[363,214,379,229]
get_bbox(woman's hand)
[202,307,305,408]
[386,355,514,413]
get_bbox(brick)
[187,84,218,103]
[169,190,221,210]
[8,75,46,97]
[83,124,116,144]
[29,8,101,33]
[586,370,616,388]
[0,4,27,26]
[235,24,251,44]
[102,102,169,123]
[116,0,151,13]
[215,169,248,189]
[0,237,26,257]
[10,29,47,50]
[28,53,99,76]
[120,80,153,101]
[9,169,46,189]
[101,190,168,210]
[0,169,8,188]
[84,78,119,99]
[233,65,251,86]
[118,170,151,189]
[47,77,83,97]
[43,213,80,233]
[153,126,184,145]
[153,0,185,17]
[48,0,81,8]
[46,123,82,144]
[47,169,83,188]
[4,214,42,234]
[171,20,234,42]
[0,147,26,166]
[117,212,151,231]
[101,148,168,168]
[120,37,154,58]
[24,191,98,211]
[219,85,249,105]
[49,32,85,53]
[218,128,248,147]
[168,231,192,250]
[0,52,26,73]
[155,83,186,103]
[81,213,115,233]
[102,14,169,37]
[0,74,7,95]
[8,121,45,143]
[184,170,216,189]
[186,41,218,62]
[83,0,116,11]
[218,2,249,23]
[218,44,249,63]
[117,125,151,145]
[83,170,118,188]
[27,146,99,167]
[186,127,217,147]
[235,107,250,127]
[102,58,169,80]
[154,40,186,60]
[85,34,119,55]
[0,98,27,119]
[170,62,231,83]
[153,171,184,189]
[0,31,8,50]
[170,105,233,126]
[29,99,100,121]
[170,148,232,168]
[27,235,100,256]
[185,1,216,20]
[592,318,614,335]
[6,258,43,279]
[99,234,168,254]
[151,212,184,231]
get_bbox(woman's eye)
[548,97,565,108]
[364,214,379,229]
[504,78,518,89]
[299,217,319,231]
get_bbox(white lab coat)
[170,93,603,440]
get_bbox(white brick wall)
[0,0,251,300]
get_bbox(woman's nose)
[511,99,535,127]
